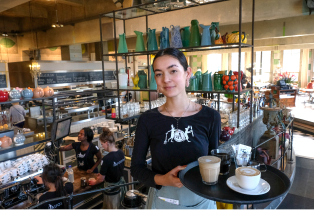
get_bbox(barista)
[60,128,101,173]
[89,127,126,192]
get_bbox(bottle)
[67,165,74,183]
[111,108,116,118]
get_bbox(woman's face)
[78,130,86,141]
[101,141,108,151]
[153,55,191,98]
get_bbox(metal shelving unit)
[99,0,255,128]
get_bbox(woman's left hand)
[86,169,93,173]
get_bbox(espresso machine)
[0,178,46,209]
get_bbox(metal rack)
[99,0,255,127]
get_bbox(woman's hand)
[89,179,96,186]
[86,169,93,173]
[34,176,43,184]
[154,165,186,188]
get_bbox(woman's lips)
[163,86,175,90]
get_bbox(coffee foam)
[237,167,260,176]
[198,156,221,164]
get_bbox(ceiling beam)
[0,0,30,13]
[1,4,48,18]
[35,0,84,7]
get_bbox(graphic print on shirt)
[113,158,125,167]
[164,124,194,144]
[48,202,63,209]
[78,161,84,167]
[77,152,86,158]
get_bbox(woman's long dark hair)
[42,163,66,197]
[153,48,188,71]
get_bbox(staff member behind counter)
[89,128,126,198]
[34,163,73,209]
[59,128,101,173]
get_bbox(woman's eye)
[171,70,177,74]
[155,73,162,77]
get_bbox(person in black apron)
[89,127,126,202]
[34,163,73,209]
[60,127,101,173]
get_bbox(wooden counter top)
[64,167,103,194]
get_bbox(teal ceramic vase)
[181,26,190,47]
[138,70,147,89]
[200,24,211,46]
[149,66,157,90]
[190,20,201,47]
[202,71,212,91]
[135,31,145,52]
[118,33,128,53]
[160,27,170,50]
[148,28,158,51]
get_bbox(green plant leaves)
[0,38,15,48]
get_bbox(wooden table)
[64,167,103,194]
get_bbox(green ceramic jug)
[202,71,212,91]
[118,33,128,53]
[135,31,145,52]
[148,28,158,51]
[189,76,198,91]
[181,26,190,47]
[149,66,157,90]
[138,70,147,89]
[194,69,202,90]
[214,72,223,90]
[190,20,201,47]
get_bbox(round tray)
[178,161,291,204]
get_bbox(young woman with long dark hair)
[131,48,221,209]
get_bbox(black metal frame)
[99,0,255,128]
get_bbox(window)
[231,52,245,72]
[254,51,271,82]
[207,54,222,71]
[283,49,300,82]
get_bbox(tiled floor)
[278,157,314,209]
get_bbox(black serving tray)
[178,161,291,204]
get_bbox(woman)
[89,128,126,205]
[131,48,221,209]
[34,163,73,209]
[9,102,26,128]
[60,128,101,173]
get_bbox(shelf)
[102,0,228,20]
[186,89,252,94]
[106,114,141,122]
[106,88,157,92]
[0,134,51,155]
[103,43,253,57]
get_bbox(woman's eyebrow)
[167,64,178,69]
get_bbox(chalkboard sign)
[38,71,115,85]
[0,75,7,88]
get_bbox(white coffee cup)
[108,121,115,128]
[0,162,5,170]
[16,163,25,175]
[41,156,49,166]
[0,172,10,185]
[29,162,38,171]
[4,160,11,169]
[235,167,261,190]
[10,167,18,178]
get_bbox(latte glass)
[198,156,221,185]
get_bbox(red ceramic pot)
[223,126,236,135]
[0,90,9,102]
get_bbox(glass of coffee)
[198,156,221,185]
[211,149,232,175]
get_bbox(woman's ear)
[186,67,192,80]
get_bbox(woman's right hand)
[34,176,43,184]
[154,165,186,188]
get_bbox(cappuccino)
[235,167,261,190]
[198,156,221,185]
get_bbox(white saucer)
[226,176,270,195]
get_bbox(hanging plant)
[49,47,58,51]
[0,38,15,48]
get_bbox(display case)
[99,0,255,128]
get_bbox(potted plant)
[277,72,297,88]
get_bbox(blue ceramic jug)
[200,24,211,46]
[147,28,158,51]
[22,88,33,99]
[170,25,183,48]
[160,27,170,50]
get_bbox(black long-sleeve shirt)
[131,105,221,189]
